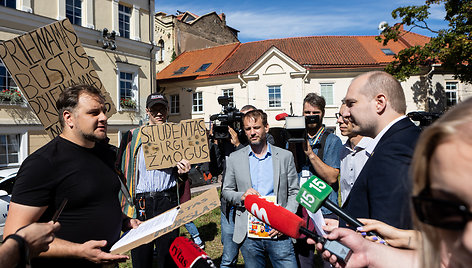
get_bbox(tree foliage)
[379,0,472,83]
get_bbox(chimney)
[220,13,226,23]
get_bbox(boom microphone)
[169,237,216,268]
[296,175,377,237]
[275,113,289,121]
[244,195,352,263]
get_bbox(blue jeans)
[185,221,202,245]
[220,208,241,268]
[240,237,297,268]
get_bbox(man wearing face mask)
[117,93,191,268]
[289,93,342,268]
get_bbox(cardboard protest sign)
[0,19,116,138]
[140,118,210,169]
[111,187,220,254]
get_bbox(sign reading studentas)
[0,19,116,138]
[140,118,210,170]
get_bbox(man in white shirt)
[336,104,372,206]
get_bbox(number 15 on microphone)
[296,176,332,213]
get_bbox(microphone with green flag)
[296,175,378,237]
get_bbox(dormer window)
[381,48,395,55]
[173,66,189,75]
[195,63,211,72]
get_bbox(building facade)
[154,10,239,73]
[0,0,156,168]
[157,32,472,134]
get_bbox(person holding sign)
[117,93,191,268]
[3,85,139,267]
[222,110,299,268]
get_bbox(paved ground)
[191,181,221,194]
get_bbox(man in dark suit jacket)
[340,71,421,229]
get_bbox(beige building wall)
[0,0,155,167]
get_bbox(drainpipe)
[425,65,436,111]
[238,72,249,104]
[302,69,309,97]
[149,0,156,95]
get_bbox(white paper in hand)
[111,207,179,252]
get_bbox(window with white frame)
[170,94,179,114]
[222,88,234,107]
[0,63,24,105]
[268,85,281,108]
[192,92,203,113]
[118,4,131,38]
[0,134,20,166]
[117,62,139,111]
[320,83,334,105]
[0,0,15,8]
[66,0,82,25]
[119,72,136,110]
[445,82,458,108]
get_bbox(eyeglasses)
[412,188,472,230]
[335,113,344,120]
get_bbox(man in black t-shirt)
[3,85,139,267]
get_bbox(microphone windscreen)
[244,195,305,238]
[296,175,333,213]
[169,237,214,268]
[275,113,289,121]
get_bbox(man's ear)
[63,110,74,129]
[374,94,387,114]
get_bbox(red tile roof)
[157,29,431,81]
[157,43,240,80]
[214,36,381,75]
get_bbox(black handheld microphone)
[296,175,379,237]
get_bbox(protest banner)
[0,19,116,138]
[140,118,210,169]
[111,186,220,254]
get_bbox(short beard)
[82,133,106,143]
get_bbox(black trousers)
[131,191,179,268]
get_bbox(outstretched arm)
[308,228,418,268]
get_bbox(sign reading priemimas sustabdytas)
[0,19,116,138]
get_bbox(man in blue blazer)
[341,71,421,229]
[222,110,299,268]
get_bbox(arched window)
[158,39,165,62]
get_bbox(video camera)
[284,115,321,143]
[209,96,246,141]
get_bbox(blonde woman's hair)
[411,97,472,268]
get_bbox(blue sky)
[155,0,448,43]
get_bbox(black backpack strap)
[316,130,330,161]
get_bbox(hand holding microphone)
[296,175,380,238]
[244,195,352,263]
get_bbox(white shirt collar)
[365,115,406,155]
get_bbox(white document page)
[111,207,179,252]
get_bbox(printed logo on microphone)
[250,203,270,225]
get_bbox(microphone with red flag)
[244,195,352,263]
[275,112,289,121]
[169,237,216,268]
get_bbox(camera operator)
[289,93,342,268]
